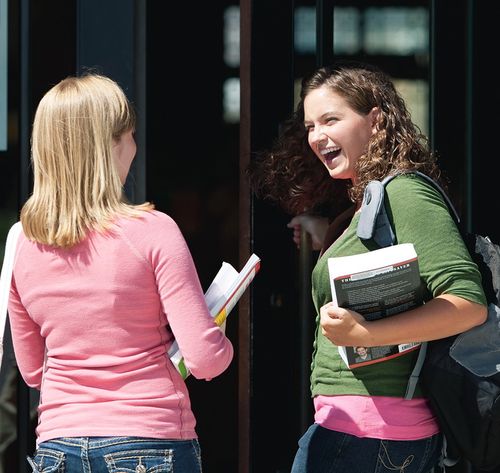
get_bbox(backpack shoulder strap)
[405,341,427,399]
[356,176,397,247]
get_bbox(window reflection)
[223,77,240,124]
[364,8,428,55]
[294,6,429,56]
[223,5,240,68]
[333,7,361,55]
[223,6,240,124]
[233,5,429,129]
[295,6,316,54]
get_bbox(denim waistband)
[46,436,194,449]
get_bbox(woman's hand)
[319,302,369,346]
[287,214,329,251]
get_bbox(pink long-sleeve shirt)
[8,210,233,444]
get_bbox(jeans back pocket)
[104,449,173,473]
[27,448,65,473]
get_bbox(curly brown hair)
[247,61,445,217]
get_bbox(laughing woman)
[248,62,486,473]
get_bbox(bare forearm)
[363,295,487,346]
[320,295,487,348]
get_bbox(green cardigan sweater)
[310,174,486,398]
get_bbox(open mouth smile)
[320,147,341,164]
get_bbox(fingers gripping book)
[327,243,424,369]
[168,253,261,379]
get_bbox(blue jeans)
[291,424,442,473]
[27,436,203,473]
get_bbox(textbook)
[327,243,424,369]
[168,253,261,379]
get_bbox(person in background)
[247,61,487,473]
[8,73,233,473]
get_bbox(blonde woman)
[8,74,233,473]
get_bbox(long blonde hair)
[21,74,154,248]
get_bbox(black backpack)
[357,171,500,472]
